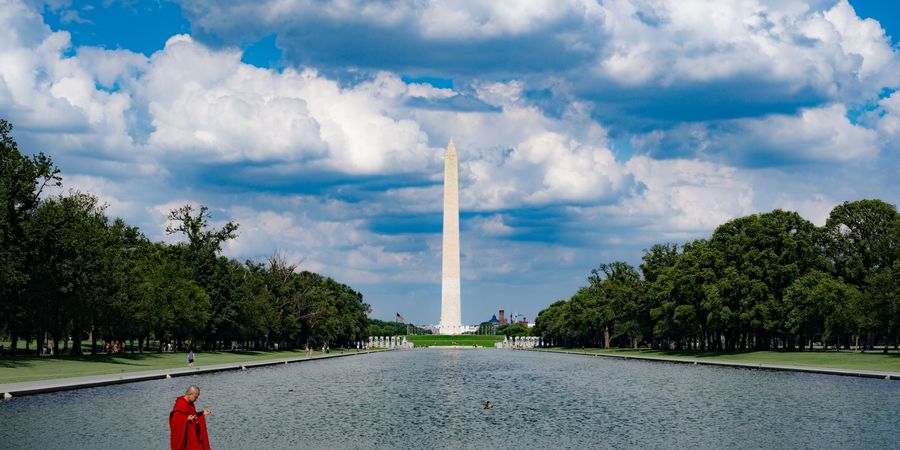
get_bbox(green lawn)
[542,348,900,373]
[407,335,504,347]
[0,349,351,384]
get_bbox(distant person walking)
[169,385,213,450]
[188,350,195,368]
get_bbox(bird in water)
[483,401,494,410]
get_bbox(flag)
[396,312,405,323]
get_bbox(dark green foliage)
[537,204,900,352]
[497,322,529,337]
[0,118,372,355]
[0,119,61,354]
[477,321,497,335]
[822,199,899,285]
[785,271,857,348]
[368,319,423,337]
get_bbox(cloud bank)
[1,0,898,324]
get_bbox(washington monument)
[439,139,462,335]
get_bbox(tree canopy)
[535,203,900,352]
[0,118,371,356]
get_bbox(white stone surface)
[439,140,462,335]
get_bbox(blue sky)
[3,0,899,325]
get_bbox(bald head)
[184,385,200,403]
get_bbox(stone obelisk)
[439,139,462,335]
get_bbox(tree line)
[534,201,900,352]
[0,119,370,356]
[367,319,426,336]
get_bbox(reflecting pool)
[1,349,898,449]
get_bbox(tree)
[590,262,644,348]
[533,300,570,346]
[534,203,899,353]
[785,271,858,350]
[710,210,823,349]
[0,119,61,354]
[640,243,679,284]
[651,240,720,350]
[821,200,900,352]
[26,193,115,355]
[822,200,900,286]
[857,263,900,352]
[498,322,529,337]
[86,218,144,354]
[166,204,239,347]
[477,321,496,335]
[167,205,239,256]
[0,120,373,356]
[567,286,610,347]
[129,242,210,349]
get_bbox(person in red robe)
[169,385,213,449]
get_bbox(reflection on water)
[1,349,899,449]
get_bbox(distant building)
[426,324,479,334]
[489,314,499,325]
[499,309,507,326]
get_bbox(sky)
[1,0,898,326]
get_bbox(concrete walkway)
[531,349,900,381]
[1,350,389,398]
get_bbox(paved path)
[1,350,389,398]
[531,349,900,380]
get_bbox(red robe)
[169,396,211,450]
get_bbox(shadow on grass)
[0,358,37,369]
[558,347,900,359]
[0,350,306,370]
[0,353,167,369]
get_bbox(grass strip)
[0,349,353,384]
[540,348,900,373]
[407,335,504,347]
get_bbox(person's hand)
[203,409,213,416]
[187,414,196,422]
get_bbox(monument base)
[437,324,462,335]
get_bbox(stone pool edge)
[1,349,393,399]
[527,349,900,381]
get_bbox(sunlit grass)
[0,349,352,384]
[407,335,504,347]
[541,348,900,372]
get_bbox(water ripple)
[1,350,898,449]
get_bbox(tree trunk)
[9,327,18,356]
[71,326,82,356]
[91,326,98,356]
[36,332,45,356]
[603,327,610,349]
[52,334,60,356]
